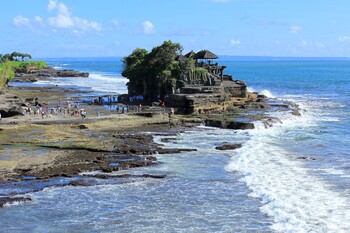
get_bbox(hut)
[184,50,196,58]
[175,54,187,62]
[193,50,218,63]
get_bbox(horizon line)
[36,55,350,61]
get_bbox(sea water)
[2,58,350,232]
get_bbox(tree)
[122,40,183,102]
[122,48,149,97]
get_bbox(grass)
[0,60,47,87]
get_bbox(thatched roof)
[175,54,187,61]
[184,50,196,58]
[193,50,218,60]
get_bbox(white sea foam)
[225,99,350,232]
[247,87,256,92]
[35,73,128,94]
[260,89,275,98]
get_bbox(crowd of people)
[21,97,88,119]
[16,95,175,121]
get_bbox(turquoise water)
[2,58,350,232]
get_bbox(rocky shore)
[0,69,301,207]
[12,66,89,83]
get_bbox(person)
[81,109,86,118]
[171,107,175,114]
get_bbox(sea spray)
[225,97,350,232]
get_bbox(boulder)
[215,144,242,150]
[0,93,26,117]
[0,197,32,208]
[226,121,255,130]
[205,119,226,128]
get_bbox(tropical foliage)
[0,52,32,62]
[122,40,183,101]
[0,54,47,87]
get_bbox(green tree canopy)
[122,40,183,102]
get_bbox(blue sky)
[1,0,349,58]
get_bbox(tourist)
[80,109,86,118]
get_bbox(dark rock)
[205,119,226,128]
[292,110,301,116]
[297,156,318,161]
[14,66,89,82]
[263,118,282,128]
[69,179,99,186]
[78,125,88,129]
[160,137,177,143]
[146,156,157,161]
[142,174,166,179]
[0,197,32,208]
[157,148,197,154]
[12,74,38,82]
[0,93,26,117]
[226,121,255,130]
[101,167,113,173]
[215,144,242,150]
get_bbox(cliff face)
[166,80,254,114]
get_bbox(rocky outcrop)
[166,80,262,114]
[0,197,32,207]
[0,91,25,117]
[205,119,255,130]
[215,144,242,150]
[226,121,255,130]
[13,66,89,82]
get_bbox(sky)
[0,0,350,58]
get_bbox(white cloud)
[230,39,241,46]
[298,40,325,48]
[13,16,31,26]
[299,40,308,47]
[142,21,155,34]
[48,0,69,15]
[339,36,350,43]
[289,25,303,34]
[47,0,101,32]
[12,0,101,34]
[34,16,43,25]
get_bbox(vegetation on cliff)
[0,52,46,87]
[122,41,228,102]
[122,40,183,102]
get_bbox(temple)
[166,50,251,114]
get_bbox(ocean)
[1,58,350,232]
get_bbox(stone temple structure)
[166,50,252,114]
